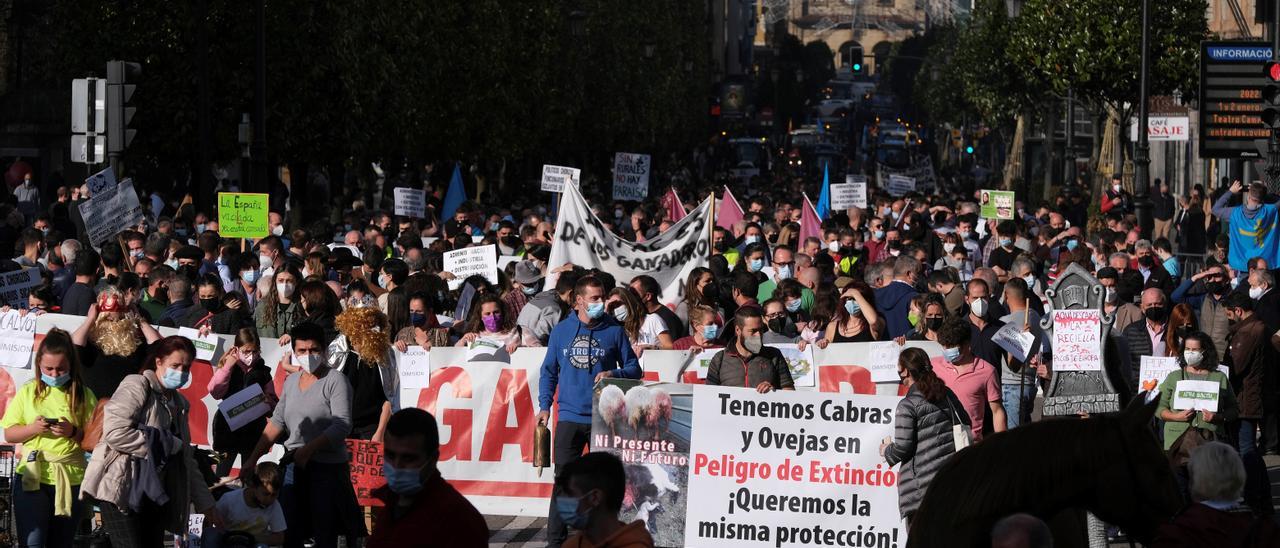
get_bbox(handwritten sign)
[178,327,222,362]
[612,153,651,201]
[217,383,271,432]
[217,192,269,239]
[541,164,581,193]
[992,322,1036,363]
[393,188,426,219]
[443,244,497,291]
[345,439,386,507]
[395,346,431,390]
[866,341,902,382]
[0,268,41,309]
[886,174,916,196]
[1138,356,1181,393]
[1050,309,1102,371]
[0,310,35,369]
[1173,380,1220,412]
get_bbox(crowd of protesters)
[0,159,1276,546]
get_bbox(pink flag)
[662,188,687,222]
[716,186,745,230]
[800,192,823,244]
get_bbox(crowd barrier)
[9,314,932,517]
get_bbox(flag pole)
[708,190,716,252]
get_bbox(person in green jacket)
[255,266,303,344]
[1157,331,1238,502]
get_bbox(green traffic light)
[965,146,974,154]
[853,63,862,71]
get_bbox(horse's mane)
[912,416,1125,540]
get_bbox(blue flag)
[815,163,831,221]
[1228,203,1280,271]
[441,163,466,221]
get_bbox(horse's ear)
[1120,391,1160,428]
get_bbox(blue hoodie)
[874,280,918,339]
[539,312,642,424]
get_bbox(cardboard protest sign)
[395,346,430,390]
[216,383,271,432]
[79,179,144,245]
[345,439,386,507]
[0,310,35,369]
[613,153,651,201]
[0,268,41,309]
[886,174,916,196]
[1173,380,1220,412]
[541,164,581,193]
[393,188,427,219]
[217,193,270,239]
[1050,310,1102,371]
[443,244,498,291]
[979,190,1015,220]
[685,386,904,547]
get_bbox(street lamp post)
[1132,0,1152,236]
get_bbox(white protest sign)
[837,175,868,209]
[0,310,35,369]
[541,164,581,193]
[867,341,902,383]
[178,327,222,363]
[188,513,205,547]
[886,174,916,196]
[1138,356,1181,393]
[685,386,905,547]
[1050,309,1102,371]
[85,166,117,198]
[393,188,427,219]
[612,153,651,201]
[1173,380,1220,412]
[992,323,1036,363]
[768,343,816,387]
[0,268,42,309]
[78,178,145,245]
[443,244,498,291]
[466,337,511,363]
[395,346,431,390]
[217,383,271,432]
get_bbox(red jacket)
[367,474,488,548]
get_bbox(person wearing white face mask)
[1155,332,1237,498]
[707,307,794,394]
[245,322,366,546]
[255,266,303,345]
[208,328,277,478]
[1246,269,1280,333]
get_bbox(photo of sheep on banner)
[591,379,691,547]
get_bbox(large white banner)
[547,182,713,306]
[685,386,905,547]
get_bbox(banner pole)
[708,191,716,252]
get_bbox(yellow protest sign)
[217,192,269,238]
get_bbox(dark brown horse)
[907,396,1180,547]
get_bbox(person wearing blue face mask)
[539,276,642,547]
[985,220,1020,276]
[672,305,724,353]
[930,317,1006,442]
[554,452,654,548]
[756,246,795,301]
[82,335,225,547]
[366,408,487,547]
[1,329,97,548]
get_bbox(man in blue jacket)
[873,255,920,338]
[538,275,641,547]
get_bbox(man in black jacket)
[1119,288,1169,395]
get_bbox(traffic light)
[1264,61,1280,129]
[848,45,864,75]
[106,60,141,154]
[965,145,975,154]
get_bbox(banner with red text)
[685,386,905,547]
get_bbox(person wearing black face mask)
[1120,288,1170,396]
[180,273,251,336]
[1172,264,1232,356]
[393,293,451,351]
[904,296,946,344]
